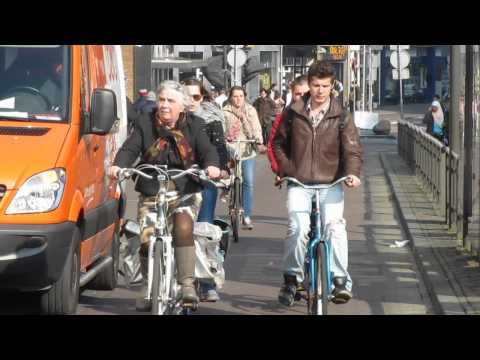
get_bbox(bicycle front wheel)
[313,244,329,315]
[151,241,168,315]
[230,177,242,243]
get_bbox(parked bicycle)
[119,164,220,315]
[276,176,348,315]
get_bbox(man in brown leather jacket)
[272,60,363,307]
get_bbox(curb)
[379,153,467,315]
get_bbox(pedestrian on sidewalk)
[253,88,276,145]
[272,60,363,306]
[133,89,148,113]
[273,90,285,114]
[423,100,448,144]
[223,86,265,229]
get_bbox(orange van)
[0,45,128,314]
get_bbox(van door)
[78,45,100,270]
[84,45,121,257]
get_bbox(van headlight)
[6,169,66,214]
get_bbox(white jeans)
[283,184,352,291]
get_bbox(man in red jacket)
[267,75,309,176]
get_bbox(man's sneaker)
[278,274,297,307]
[243,216,253,230]
[332,277,352,304]
[199,282,220,302]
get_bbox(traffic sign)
[392,68,410,80]
[390,45,410,50]
[227,48,247,68]
[390,50,410,69]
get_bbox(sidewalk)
[377,109,480,315]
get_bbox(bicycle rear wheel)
[312,244,329,315]
[151,241,168,315]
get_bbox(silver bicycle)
[120,164,218,315]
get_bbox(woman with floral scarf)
[109,81,220,311]
[223,86,265,229]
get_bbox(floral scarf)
[143,113,195,169]
[226,105,255,140]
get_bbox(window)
[179,52,203,60]
[0,45,70,122]
[153,45,174,59]
[260,51,272,67]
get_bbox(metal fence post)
[440,148,447,219]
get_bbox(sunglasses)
[190,94,202,101]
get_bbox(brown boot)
[135,254,151,312]
[175,246,198,304]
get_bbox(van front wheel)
[40,227,81,315]
[88,228,120,290]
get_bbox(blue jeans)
[242,158,255,218]
[197,182,218,224]
[284,183,352,291]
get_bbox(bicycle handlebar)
[275,176,350,190]
[118,165,226,188]
[228,139,258,144]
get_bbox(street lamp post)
[397,45,404,120]
[362,45,366,111]
[369,45,373,112]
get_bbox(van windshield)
[0,45,70,122]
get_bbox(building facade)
[380,45,450,105]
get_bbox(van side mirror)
[90,88,117,135]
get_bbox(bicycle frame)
[119,165,193,314]
[307,190,333,300]
[144,167,175,313]
[119,164,222,315]
[230,140,256,214]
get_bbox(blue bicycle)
[277,176,348,315]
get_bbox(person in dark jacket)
[273,61,363,307]
[184,78,229,302]
[126,96,140,133]
[253,88,277,145]
[109,80,220,310]
[140,91,158,115]
[132,89,148,113]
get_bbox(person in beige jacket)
[223,86,265,229]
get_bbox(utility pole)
[450,45,466,246]
[223,45,228,91]
[369,46,373,112]
[362,45,366,111]
[464,45,474,247]
[280,45,284,96]
[397,45,404,120]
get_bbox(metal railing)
[398,120,461,237]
